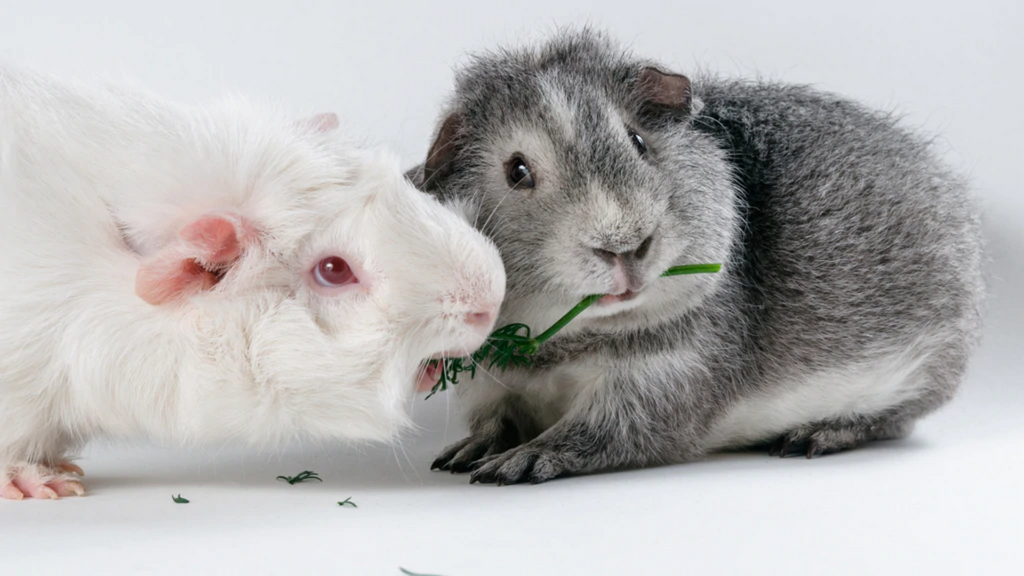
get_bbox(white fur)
[0,66,505,477]
[701,351,930,451]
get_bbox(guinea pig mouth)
[415,350,467,392]
[416,360,444,392]
[596,289,641,306]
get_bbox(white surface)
[1,1,1022,575]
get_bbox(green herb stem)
[661,263,722,277]
[533,293,603,345]
[531,263,721,346]
[425,262,721,398]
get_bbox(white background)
[1,1,1022,575]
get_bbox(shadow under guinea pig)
[80,396,477,493]
[80,407,929,495]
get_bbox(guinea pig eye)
[629,131,648,156]
[506,156,536,189]
[313,256,357,288]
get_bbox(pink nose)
[465,309,497,331]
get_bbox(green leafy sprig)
[426,263,721,398]
[172,494,189,504]
[337,497,357,508]
[276,470,323,484]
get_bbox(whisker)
[395,432,419,482]
[478,186,516,235]
[390,438,413,484]
[471,357,514,394]
[440,350,454,439]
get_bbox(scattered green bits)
[337,497,357,508]
[172,494,189,504]
[426,262,722,398]
[276,470,323,484]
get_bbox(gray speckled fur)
[409,29,983,485]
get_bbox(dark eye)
[313,256,357,288]
[506,156,536,189]
[629,131,647,156]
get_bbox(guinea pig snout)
[592,233,655,266]
[465,307,498,332]
[442,291,501,335]
[590,233,656,294]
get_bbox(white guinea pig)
[0,67,505,499]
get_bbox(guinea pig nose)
[594,234,656,264]
[465,308,498,332]
[633,234,655,261]
[593,247,618,263]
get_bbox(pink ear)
[180,215,245,265]
[638,67,692,111]
[135,214,255,306]
[135,252,221,306]
[302,112,339,133]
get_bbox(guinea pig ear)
[637,67,692,113]
[422,113,464,191]
[299,112,340,133]
[135,213,257,306]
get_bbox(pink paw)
[1,462,86,500]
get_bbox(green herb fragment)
[276,470,323,485]
[171,494,189,504]
[426,262,721,398]
[337,497,357,507]
[399,568,444,576]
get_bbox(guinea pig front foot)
[431,431,521,474]
[468,442,582,486]
[1,461,86,500]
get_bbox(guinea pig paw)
[768,423,867,459]
[431,432,518,474]
[1,461,86,500]
[468,444,572,486]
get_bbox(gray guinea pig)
[408,29,983,485]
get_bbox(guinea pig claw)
[56,480,86,497]
[61,462,85,476]
[448,459,480,474]
[1,483,24,500]
[767,437,785,457]
[805,441,825,459]
[778,438,795,458]
[1,462,88,499]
